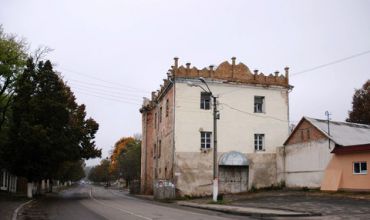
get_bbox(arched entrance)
[219,151,249,193]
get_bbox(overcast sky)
[1,0,369,166]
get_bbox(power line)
[72,87,142,103]
[220,102,288,122]
[291,49,370,76]
[57,66,151,93]
[76,91,141,106]
[67,82,145,99]
[66,78,148,95]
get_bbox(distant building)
[278,117,370,191]
[140,57,292,196]
[0,169,18,193]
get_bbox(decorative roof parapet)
[140,57,291,112]
[171,57,290,88]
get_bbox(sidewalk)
[130,191,317,217]
[177,201,318,217]
[0,192,29,220]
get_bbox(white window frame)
[353,161,367,175]
[200,131,212,149]
[254,96,265,113]
[254,134,265,151]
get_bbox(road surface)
[18,184,250,220]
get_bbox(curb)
[12,199,34,220]
[177,201,321,217]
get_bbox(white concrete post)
[41,180,45,193]
[46,179,50,191]
[27,182,33,198]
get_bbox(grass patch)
[207,199,229,205]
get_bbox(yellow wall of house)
[321,152,370,191]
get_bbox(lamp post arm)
[199,77,212,94]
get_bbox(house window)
[200,92,211,110]
[200,131,212,149]
[158,140,161,158]
[254,134,265,151]
[254,96,265,113]
[153,144,157,158]
[353,162,367,174]
[154,113,157,128]
[159,107,162,123]
[166,99,169,117]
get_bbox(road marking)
[12,199,34,220]
[90,187,153,220]
[106,188,231,219]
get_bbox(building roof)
[305,117,370,146]
[285,116,370,147]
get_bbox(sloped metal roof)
[219,151,249,166]
[305,117,370,146]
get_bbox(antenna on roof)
[325,111,332,149]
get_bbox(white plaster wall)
[174,80,289,154]
[283,139,334,188]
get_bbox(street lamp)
[187,77,219,202]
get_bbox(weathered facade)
[277,117,370,191]
[140,57,292,196]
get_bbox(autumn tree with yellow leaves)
[109,136,141,186]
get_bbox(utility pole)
[187,77,220,202]
[212,95,218,202]
[325,111,331,149]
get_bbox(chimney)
[274,71,279,77]
[231,57,236,66]
[209,65,214,78]
[284,66,289,79]
[174,57,179,69]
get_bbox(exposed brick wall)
[140,110,155,194]
[155,86,175,181]
[285,119,327,145]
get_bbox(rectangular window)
[254,96,265,113]
[166,99,169,117]
[158,140,161,158]
[353,162,367,174]
[153,144,157,158]
[154,113,157,128]
[200,92,211,110]
[159,107,162,123]
[200,131,212,149]
[254,134,265,151]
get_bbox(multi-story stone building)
[140,57,292,196]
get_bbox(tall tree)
[2,58,101,186]
[56,160,86,182]
[88,159,111,184]
[347,80,370,125]
[0,26,27,131]
[110,137,135,178]
[116,138,141,186]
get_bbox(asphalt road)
[18,184,250,220]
